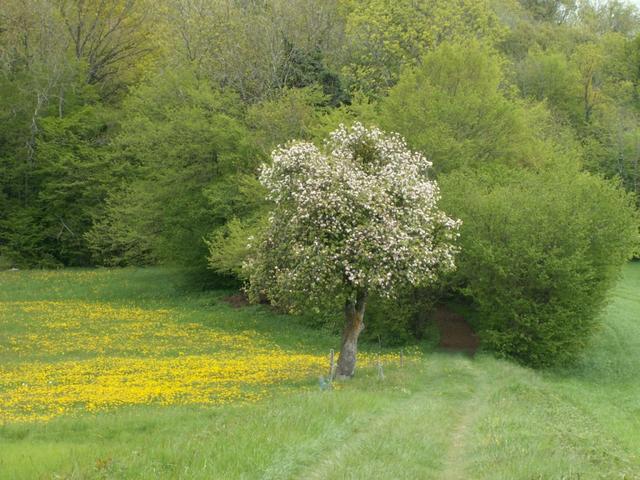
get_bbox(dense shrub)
[440,166,638,367]
[206,215,266,280]
[363,289,439,346]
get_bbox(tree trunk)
[335,290,367,379]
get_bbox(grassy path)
[287,356,486,480]
[439,367,489,480]
[301,390,433,480]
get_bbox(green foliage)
[341,0,504,95]
[506,13,640,207]
[1,103,115,267]
[363,289,438,346]
[515,49,582,121]
[84,185,158,267]
[379,41,580,174]
[87,72,261,270]
[280,39,349,106]
[578,0,640,36]
[440,165,639,367]
[205,172,269,280]
[518,0,577,23]
[0,42,107,267]
[206,217,262,280]
[246,87,328,152]
[35,106,119,264]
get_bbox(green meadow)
[0,263,639,479]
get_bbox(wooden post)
[400,349,404,368]
[377,353,384,380]
[329,349,335,382]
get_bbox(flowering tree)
[247,123,460,378]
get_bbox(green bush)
[440,166,639,367]
[363,289,439,347]
[206,215,266,281]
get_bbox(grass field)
[1,264,639,479]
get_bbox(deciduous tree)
[247,123,460,377]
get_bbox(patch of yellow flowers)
[2,301,264,357]
[0,301,406,423]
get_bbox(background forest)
[1,0,639,366]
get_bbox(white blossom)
[247,123,461,305]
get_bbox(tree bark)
[335,290,367,379]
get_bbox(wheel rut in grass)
[297,361,483,480]
[439,368,489,480]
[299,390,430,480]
